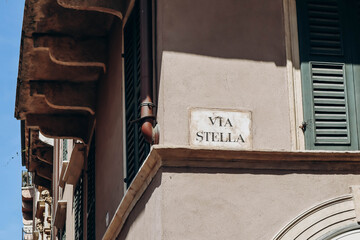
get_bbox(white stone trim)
[103,146,360,240]
[351,186,360,224]
[283,0,305,150]
[272,194,359,240]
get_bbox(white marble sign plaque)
[190,108,252,149]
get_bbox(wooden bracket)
[26,113,94,144]
[31,81,96,115]
[57,0,125,18]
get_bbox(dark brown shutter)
[87,135,96,240]
[74,175,83,240]
[124,0,150,187]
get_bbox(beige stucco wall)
[156,0,291,150]
[63,184,74,240]
[101,0,297,238]
[95,18,125,240]
[118,168,360,240]
[161,171,360,240]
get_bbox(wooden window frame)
[283,0,306,150]
[283,0,360,151]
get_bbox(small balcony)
[21,171,34,215]
[22,170,33,188]
[22,225,33,240]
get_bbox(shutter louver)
[311,62,350,145]
[74,176,83,240]
[87,136,95,240]
[307,0,343,56]
[124,0,150,187]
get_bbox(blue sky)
[0,0,26,239]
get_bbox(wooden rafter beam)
[20,43,102,82]
[29,129,53,166]
[31,81,96,115]
[26,113,94,144]
[34,36,107,72]
[57,0,126,19]
[32,147,53,165]
[33,173,51,190]
[36,164,52,181]
[22,0,113,37]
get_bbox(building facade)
[16,0,360,239]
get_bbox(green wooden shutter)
[87,135,96,240]
[297,0,359,150]
[74,175,83,240]
[124,0,150,187]
[310,62,351,145]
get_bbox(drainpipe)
[139,0,159,144]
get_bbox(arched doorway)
[273,194,360,240]
[321,228,360,240]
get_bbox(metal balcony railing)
[21,170,33,188]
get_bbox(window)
[297,0,360,150]
[63,139,68,161]
[123,0,152,187]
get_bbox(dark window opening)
[123,0,152,187]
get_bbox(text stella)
[195,116,245,143]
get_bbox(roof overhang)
[16,0,133,178]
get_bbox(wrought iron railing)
[21,170,33,188]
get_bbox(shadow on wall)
[159,0,287,67]
[162,166,360,175]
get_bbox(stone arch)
[319,225,360,240]
[273,194,360,240]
